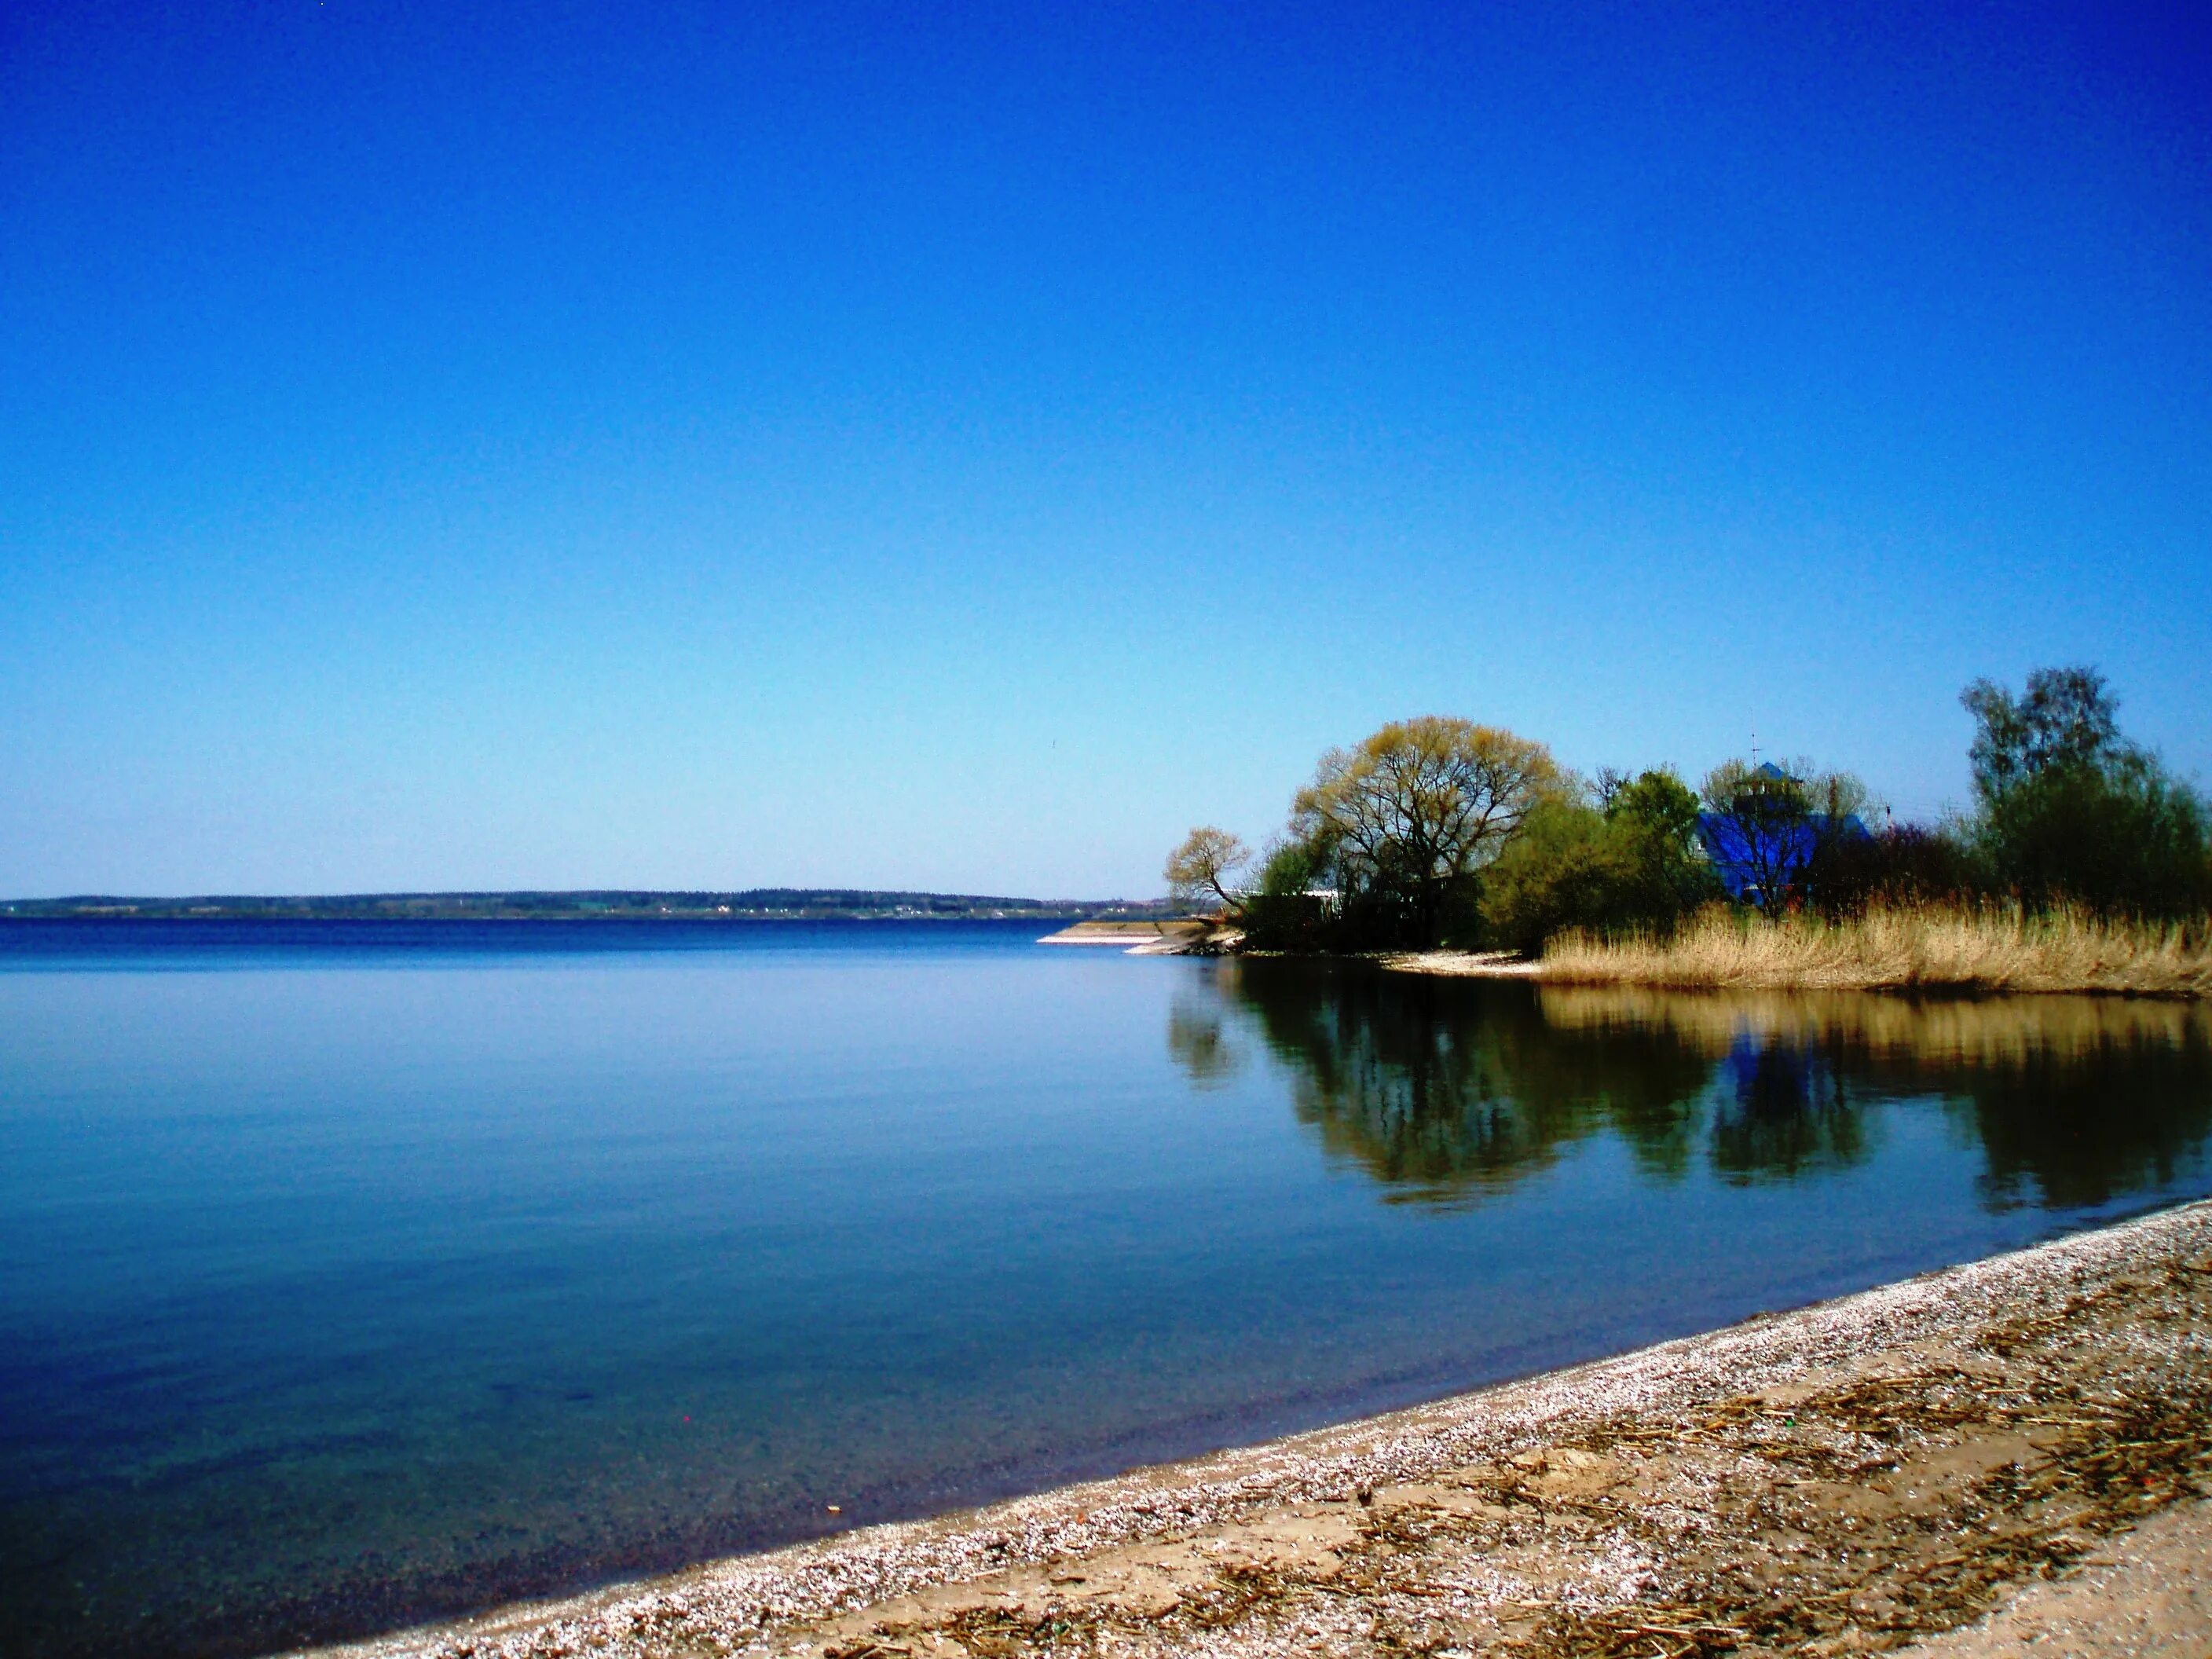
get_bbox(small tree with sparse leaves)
[1164,826,1251,913]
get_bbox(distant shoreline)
[0,891,1174,925]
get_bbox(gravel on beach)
[313,1200,2212,1659]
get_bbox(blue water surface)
[1,920,2207,1657]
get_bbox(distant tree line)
[0,890,1174,922]
[1166,667,2211,954]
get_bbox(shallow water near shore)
[2,922,2209,1658]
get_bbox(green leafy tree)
[1961,667,2210,916]
[1232,834,1342,950]
[1604,768,1720,917]
[1805,822,1979,917]
[1480,770,1720,952]
[1478,797,1634,954]
[1963,666,2121,796]
[1254,834,1328,897]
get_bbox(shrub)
[1478,772,1723,954]
[1978,760,2210,918]
[1606,768,1725,921]
[1807,822,1982,918]
[1479,800,1632,953]
[1236,833,1361,951]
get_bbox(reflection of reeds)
[1540,905,2212,997]
[1538,982,2212,1064]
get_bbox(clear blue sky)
[3,2,2207,899]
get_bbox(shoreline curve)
[309,1199,2212,1659]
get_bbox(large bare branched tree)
[1290,716,1562,943]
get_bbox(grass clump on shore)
[1539,903,2212,996]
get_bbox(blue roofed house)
[1696,762,1871,908]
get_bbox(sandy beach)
[1037,921,1214,951]
[309,1199,2212,1659]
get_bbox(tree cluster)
[1164,665,2210,956]
[1960,668,2211,917]
[1478,768,1721,953]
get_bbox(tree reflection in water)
[1172,962,2212,1211]
[1708,1034,1868,1182]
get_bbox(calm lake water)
[3,921,2210,1657]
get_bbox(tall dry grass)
[1537,904,2212,997]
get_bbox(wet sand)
[309,1199,2212,1659]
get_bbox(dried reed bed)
[1537,904,2212,997]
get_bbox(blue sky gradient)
[4,2,2207,896]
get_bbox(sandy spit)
[1375,950,1542,978]
[1037,922,1210,947]
[306,1200,2212,1659]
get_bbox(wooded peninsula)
[1167,665,2212,995]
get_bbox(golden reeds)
[1534,981,2212,1061]
[1536,904,2212,997]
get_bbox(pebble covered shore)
[313,1199,2212,1659]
